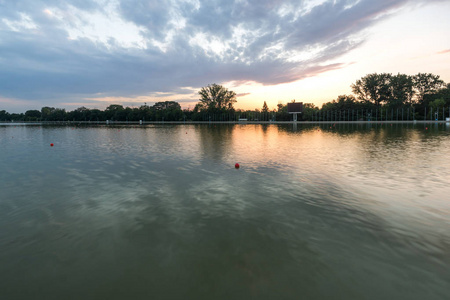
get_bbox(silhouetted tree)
[198,84,236,113]
[388,73,415,108]
[262,101,269,113]
[41,107,66,121]
[413,73,445,104]
[24,110,41,121]
[0,110,10,121]
[302,103,319,120]
[105,104,125,120]
[351,73,392,107]
[152,101,183,121]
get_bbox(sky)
[1,0,449,113]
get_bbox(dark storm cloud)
[0,0,441,109]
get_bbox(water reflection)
[197,124,235,161]
[0,124,449,300]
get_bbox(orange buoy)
[235,163,240,169]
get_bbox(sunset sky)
[1,0,449,113]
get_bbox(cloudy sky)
[1,0,449,112]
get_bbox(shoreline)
[1,120,450,126]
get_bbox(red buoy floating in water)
[235,163,240,169]
[50,143,54,147]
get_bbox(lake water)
[1,123,449,300]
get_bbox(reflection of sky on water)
[0,124,449,299]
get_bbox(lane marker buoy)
[235,163,240,169]
[50,143,54,147]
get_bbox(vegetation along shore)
[2,73,449,123]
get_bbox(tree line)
[303,73,450,121]
[0,101,185,122]
[0,84,240,122]
[1,73,449,122]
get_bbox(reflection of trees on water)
[3,125,449,299]
[261,124,269,135]
[276,124,317,134]
[314,123,450,201]
[197,124,235,161]
[317,122,449,137]
[317,122,449,147]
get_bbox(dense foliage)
[1,75,449,122]
[0,101,185,122]
[196,83,237,113]
[321,73,449,121]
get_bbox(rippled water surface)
[1,123,449,300]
